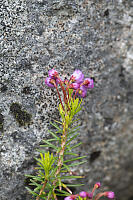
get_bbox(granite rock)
[0,0,133,199]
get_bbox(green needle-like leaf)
[60,175,83,179]
[65,183,84,187]
[50,122,62,132]
[70,142,82,150]
[48,130,60,141]
[25,187,38,196]
[67,160,87,167]
[41,140,58,150]
[55,189,71,196]
[66,133,80,144]
[64,151,78,156]
[64,156,86,163]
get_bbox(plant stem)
[58,79,70,110]
[54,83,65,111]
[36,179,48,200]
[52,120,67,196]
[95,193,105,200]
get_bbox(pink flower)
[64,197,73,200]
[69,83,80,89]
[48,69,58,79]
[70,70,84,83]
[64,195,78,200]
[95,182,101,188]
[45,77,56,88]
[105,191,115,199]
[79,191,87,198]
[83,78,94,89]
[77,85,87,98]
[87,192,93,199]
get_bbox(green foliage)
[26,91,85,199]
[59,96,82,126]
[77,197,83,200]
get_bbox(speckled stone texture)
[0,0,133,200]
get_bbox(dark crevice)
[0,113,4,132]
[104,9,109,17]
[0,85,8,92]
[90,151,101,163]
[128,196,133,200]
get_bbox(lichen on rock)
[10,103,32,126]
[0,113,4,132]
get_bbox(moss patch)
[10,102,32,126]
[0,113,4,132]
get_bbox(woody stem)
[95,193,105,200]
[52,121,67,196]
[54,83,64,111]
[36,179,48,200]
[58,79,70,110]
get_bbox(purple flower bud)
[105,191,115,199]
[64,195,78,200]
[87,192,93,199]
[95,182,101,188]
[69,83,80,89]
[70,70,84,83]
[64,196,73,200]
[83,78,94,89]
[56,77,62,84]
[78,85,87,98]
[79,191,87,198]
[48,69,58,79]
[45,77,55,88]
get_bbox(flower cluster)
[64,182,115,200]
[45,69,94,98]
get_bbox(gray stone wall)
[0,0,133,200]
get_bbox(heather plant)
[26,69,115,200]
[64,182,115,200]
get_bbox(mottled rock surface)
[0,0,133,199]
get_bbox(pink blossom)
[79,191,87,198]
[105,191,115,199]
[77,85,87,98]
[64,195,78,200]
[83,78,94,89]
[69,83,80,89]
[70,70,84,83]
[48,69,58,79]
[45,77,56,88]
[95,182,101,188]
[87,192,93,199]
[64,197,73,200]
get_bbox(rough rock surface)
[0,0,133,200]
